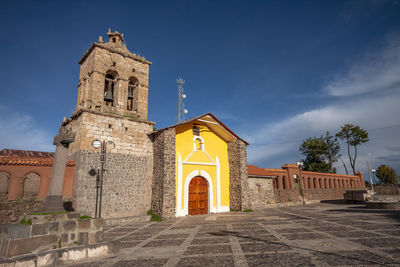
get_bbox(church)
[60,30,251,222]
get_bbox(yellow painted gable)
[175,121,230,216]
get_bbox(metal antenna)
[177,78,188,122]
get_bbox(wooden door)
[188,176,208,215]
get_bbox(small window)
[112,38,116,43]
[127,78,138,111]
[104,73,115,107]
[193,124,200,136]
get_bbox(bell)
[104,90,113,101]
[128,90,133,99]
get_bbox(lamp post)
[296,161,305,206]
[371,169,376,195]
[91,139,115,218]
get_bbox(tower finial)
[98,36,103,43]
[108,28,111,34]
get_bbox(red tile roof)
[0,156,75,167]
[248,164,276,177]
[0,149,54,158]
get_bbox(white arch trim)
[178,170,215,216]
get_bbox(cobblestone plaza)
[66,202,400,266]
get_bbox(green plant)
[19,216,32,225]
[57,237,62,248]
[150,213,162,222]
[146,210,153,215]
[244,209,253,212]
[73,241,78,245]
[79,215,91,220]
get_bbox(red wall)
[0,156,75,201]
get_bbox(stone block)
[78,232,88,245]
[88,231,103,244]
[67,248,87,262]
[14,258,35,267]
[90,218,103,230]
[62,221,76,231]
[0,260,15,267]
[67,213,80,219]
[87,245,108,258]
[37,252,55,267]
[31,224,49,236]
[7,225,31,239]
[48,222,59,232]
[61,233,68,243]
[78,220,90,229]
[7,235,57,257]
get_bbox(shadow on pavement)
[208,230,392,265]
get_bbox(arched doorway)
[188,176,208,215]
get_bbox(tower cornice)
[78,42,152,65]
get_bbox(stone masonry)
[228,140,251,211]
[62,30,154,221]
[151,128,176,220]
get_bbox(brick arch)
[0,171,11,201]
[23,171,42,199]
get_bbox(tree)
[376,165,399,184]
[336,124,369,175]
[299,132,340,173]
[299,137,331,173]
[322,132,340,173]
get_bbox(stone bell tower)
[62,29,154,221]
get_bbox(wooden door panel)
[188,176,208,215]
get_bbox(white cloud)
[324,35,400,96]
[247,33,400,176]
[0,106,54,152]
[247,92,400,174]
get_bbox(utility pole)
[177,78,188,123]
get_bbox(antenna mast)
[177,78,188,122]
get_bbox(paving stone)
[156,233,189,239]
[177,255,234,266]
[314,250,395,266]
[184,244,232,255]
[245,252,314,267]
[282,233,328,240]
[191,237,230,245]
[114,258,168,266]
[120,241,142,249]
[275,227,313,233]
[143,239,185,247]
[350,238,400,248]
[126,234,153,240]
[329,231,375,238]
[237,234,280,243]
[240,242,292,252]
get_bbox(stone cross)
[41,127,75,212]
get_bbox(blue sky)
[1,0,400,179]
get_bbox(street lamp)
[371,169,376,195]
[296,161,305,206]
[91,139,115,218]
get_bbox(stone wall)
[367,184,400,195]
[228,140,251,211]
[0,200,44,224]
[274,189,300,203]
[273,188,348,203]
[248,177,275,208]
[0,213,102,258]
[151,128,176,219]
[64,111,154,156]
[70,150,153,220]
